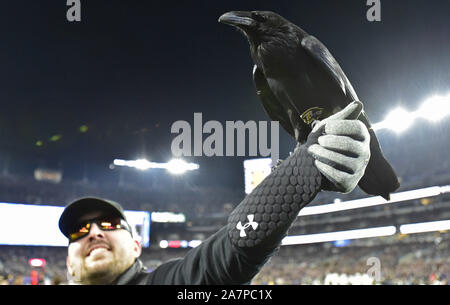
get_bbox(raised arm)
[150,101,370,284]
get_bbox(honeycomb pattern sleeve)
[227,127,323,253]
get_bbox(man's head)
[59,197,141,285]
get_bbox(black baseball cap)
[59,197,128,238]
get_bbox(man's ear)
[66,255,74,276]
[133,240,142,259]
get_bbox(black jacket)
[114,226,277,285]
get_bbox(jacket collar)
[113,259,147,285]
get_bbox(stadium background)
[0,0,449,285]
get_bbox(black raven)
[219,10,399,200]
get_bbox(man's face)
[66,211,141,284]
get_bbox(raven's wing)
[253,65,296,139]
[301,35,399,199]
[301,35,359,102]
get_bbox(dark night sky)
[0,1,449,189]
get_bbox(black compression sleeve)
[227,128,323,251]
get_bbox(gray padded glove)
[307,101,371,194]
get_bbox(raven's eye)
[251,12,267,23]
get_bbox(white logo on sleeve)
[236,214,259,237]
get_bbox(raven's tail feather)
[358,113,400,200]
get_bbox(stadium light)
[399,219,450,234]
[299,185,449,217]
[282,185,450,246]
[281,219,450,246]
[113,158,199,174]
[373,91,450,132]
[373,107,415,133]
[281,226,397,246]
[166,159,199,175]
[188,240,202,248]
[151,212,186,223]
[134,159,153,170]
[159,240,169,249]
[416,93,450,122]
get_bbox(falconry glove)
[308,101,371,193]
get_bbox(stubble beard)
[80,250,119,284]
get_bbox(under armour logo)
[236,214,258,237]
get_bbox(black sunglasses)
[69,217,132,243]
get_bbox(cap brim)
[59,197,127,238]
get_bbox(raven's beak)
[218,11,255,28]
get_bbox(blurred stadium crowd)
[0,118,450,285]
[1,230,449,285]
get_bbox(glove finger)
[311,119,327,134]
[311,101,363,133]
[324,120,370,142]
[314,160,354,193]
[318,135,367,158]
[325,101,363,121]
[308,144,358,174]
